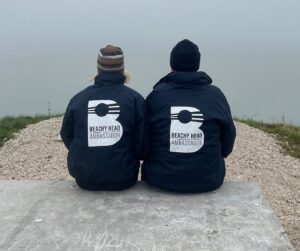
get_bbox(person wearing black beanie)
[142,39,236,193]
[170,39,201,72]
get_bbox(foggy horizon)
[1,0,299,124]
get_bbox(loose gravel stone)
[0,117,70,180]
[0,117,299,249]
[226,122,300,250]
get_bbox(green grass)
[236,118,300,160]
[0,115,59,147]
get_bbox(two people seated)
[60,39,236,193]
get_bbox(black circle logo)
[178,110,192,123]
[95,103,109,117]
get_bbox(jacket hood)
[94,72,124,85]
[153,71,212,89]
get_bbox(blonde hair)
[123,70,131,83]
[88,70,132,84]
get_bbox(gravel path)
[0,117,299,249]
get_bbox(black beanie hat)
[170,39,201,72]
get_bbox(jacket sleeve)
[60,103,74,150]
[220,98,236,158]
[134,96,149,160]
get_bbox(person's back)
[61,45,147,191]
[142,39,236,193]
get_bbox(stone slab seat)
[0,181,294,251]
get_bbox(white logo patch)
[87,100,123,147]
[170,106,204,153]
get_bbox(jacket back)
[142,71,236,192]
[61,73,147,189]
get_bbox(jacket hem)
[75,177,137,191]
[145,178,224,193]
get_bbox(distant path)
[0,117,299,249]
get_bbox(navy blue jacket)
[142,71,236,193]
[60,72,148,190]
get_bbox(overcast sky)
[0,0,299,123]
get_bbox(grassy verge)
[236,118,300,160]
[0,115,59,147]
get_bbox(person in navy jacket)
[61,45,148,191]
[142,39,236,193]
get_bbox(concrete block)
[0,181,294,250]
